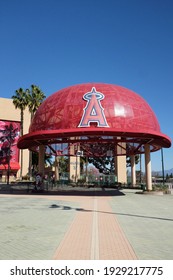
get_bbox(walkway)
[0,187,173,260]
[53,195,137,259]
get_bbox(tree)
[12,88,29,137]
[27,84,46,120]
[27,85,46,178]
[88,156,115,174]
[58,156,69,174]
[12,88,29,178]
[12,85,46,179]
[88,154,140,175]
[126,155,140,167]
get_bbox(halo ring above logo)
[83,91,104,101]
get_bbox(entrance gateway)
[17,83,171,190]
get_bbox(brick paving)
[98,197,137,260]
[53,196,137,260]
[53,197,93,259]
[0,187,173,260]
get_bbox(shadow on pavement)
[0,186,125,197]
[49,203,173,222]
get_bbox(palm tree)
[12,85,46,179]
[27,85,46,178]
[12,88,29,178]
[12,88,29,136]
[27,84,46,120]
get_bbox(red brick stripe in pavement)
[53,196,137,260]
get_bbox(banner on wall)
[0,120,20,171]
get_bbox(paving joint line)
[90,197,99,259]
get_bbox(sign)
[78,87,109,128]
[0,120,20,169]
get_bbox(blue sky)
[1,0,173,171]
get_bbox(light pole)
[161,148,165,185]
[140,153,142,184]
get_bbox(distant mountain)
[152,168,173,176]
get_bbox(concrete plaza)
[0,187,173,260]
